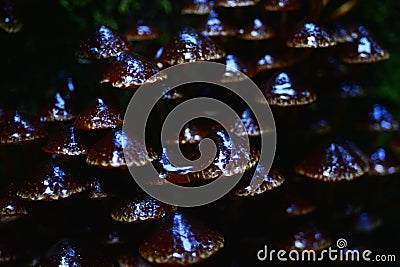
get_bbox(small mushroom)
[287,21,336,48]
[230,108,274,137]
[182,0,215,15]
[281,189,317,216]
[264,0,301,12]
[0,184,27,222]
[220,54,249,83]
[237,18,275,41]
[353,212,382,232]
[88,178,109,200]
[125,22,160,42]
[0,1,22,33]
[255,50,301,73]
[200,9,236,37]
[215,0,260,8]
[368,147,400,176]
[365,104,399,132]
[139,211,224,265]
[341,35,389,64]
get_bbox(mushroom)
[182,0,215,15]
[364,104,399,132]
[0,184,27,222]
[220,54,249,83]
[214,0,260,8]
[286,21,336,48]
[125,22,160,42]
[87,177,109,200]
[280,188,317,216]
[200,9,236,37]
[264,0,301,12]
[237,18,275,41]
[353,212,382,232]
[368,147,400,176]
[341,35,389,64]
[139,211,224,265]
[0,1,22,33]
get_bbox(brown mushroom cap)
[17,159,88,201]
[88,178,108,200]
[237,18,275,41]
[342,35,389,64]
[365,104,399,132]
[111,195,176,222]
[43,125,90,156]
[139,211,224,265]
[0,2,22,33]
[329,23,370,44]
[86,129,157,169]
[287,22,336,48]
[255,50,302,73]
[157,27,225,68]
[220,54,249,83]
[0,185,27,222]
[125,23,160,42]
[281,189,317,216]
[369,147,400,176]
[264,0,301,12]
[279,224,332,251]
[74,98,123,131]
[200,10,236,37]
[76,25,133,61]
[215,0,260,8]
[258,72,316,106]
[353,212,382,232]
[230,108,274,137]
[182,0,215,15]
[0,111,47,144]
[295,140,370,182]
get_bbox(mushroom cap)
[17,159,88,201]
[182,0,215,15]
[43,125,90,156]
[100,52,165,89]
[353,212,382,232]
[295,140,370,182]
[220,54,249,83]
[338,81,365,98]
[88,178,108,200]
[237,18,275,41]
[255,50,302,73]
[258,72,316,106]
[215,0,260,8]
[281,189,317,216]
[0,112,47,144]
[287,22,336,48]
[329,23,370,43]
[76,25,133,61]
[86,129,157,169]
[365,104,399,132]
[200,10,236,37]
[125,23,160,41]
[279,224,332,251]
[38,90,78,123]
[0,3,22,33]
[342,35,389,64]
[157,27,225,67]
[74,98,123,131]
[369,147,400,176]
[230,108,274,137]
[0,185,27,222]
[111,195,176,223]
[139,211,224,265]
[264,0,301,12]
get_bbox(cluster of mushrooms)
[0,0,398,266]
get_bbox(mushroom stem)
[280,12,289,44]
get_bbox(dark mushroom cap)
[230,108,274,137]
[100,52,165,89]
[295,140,369,182]
[281,189,317,216]
[88,178,108,200]
[338,81,365,98]
[17,159,88,201]
[366,104,399,132]
[279,224,332,251]
[86,129,157,169]
[157,27,225,67]
[74,98,123,131]
[38,90,78,123]
[264,0,301,12]
[182,0,215,15]
[329,23,370,43]
[0,2,22,33]
[139,211,224,265]
[125,23,160,41]
[353,212,382,232]
[43,125,90,156]
[258,72,316,106]
[76,25,133,61]
[118,253,152,267]
[341,35,389,64]
[178,118,217,145]
[0,111,47,144]
[200,10,236,37]
[111,195,176,222]
[233,167,284,197]
[237,18,275,41]
[0,185,27,222]
[287,22,336,48]
[215,0,260,8]
[369,147,400,176]
[220,54,249,83]
[255,50,301,73]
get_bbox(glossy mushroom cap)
[125,23,160,41]
[0,2,22,33]
[237,18,275,41]
[200,10,236,37]
[0,112,47,144]
[259,72,316,106]
[230,108,274,137]
[86,129,157,169]
[255,50,301,73]
[366,104,399,132]
[295,140,370,182]
[342,35,389,64]
[43,125,90,156]
[139,211,224,265]
[74,98,123,131]
[220,54,249,83]
[88,178,108,200]
[264,0,301,12]
[215,0,260,8]
[17,159,88,201]
[281,189,317,216]
[100,52,165,89]
[287,22,336,48]
[111,194,176,222]
[369,147,400,176]
[156,27,225,68]
[279,224,332,251]
[76,25,133,61]
[182,0,214,15]
[0,185,27,222]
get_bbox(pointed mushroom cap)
[86,129,157,169]
[366,104,399,132]
[264,0,301,11]
[43,125,90,156]
[281,189,317,216]
[369,147,400,176]
[342,35,389,64]
[237,18,275,41]
[17,159,88,201]
[287,22,336,48]
[157,27,225,67]
[39,91,77,123]
[255,50,302,73]
[182,0,215,15]
[139,211,224,265]
[0,112,47,144]
[74,98,123,131]
[125,23,160,42]
[279,224,332,251]
[230,108,274,137]
[258,72,316,106]
[111,195,176,222]
[88,178,108,200]
[0,2,22,33]
[215,0,260,8]
[220,54,249,83]
[200,10,236,37]
[0,185,27,222]
[295,140,369,182]
[76,25,133,61]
